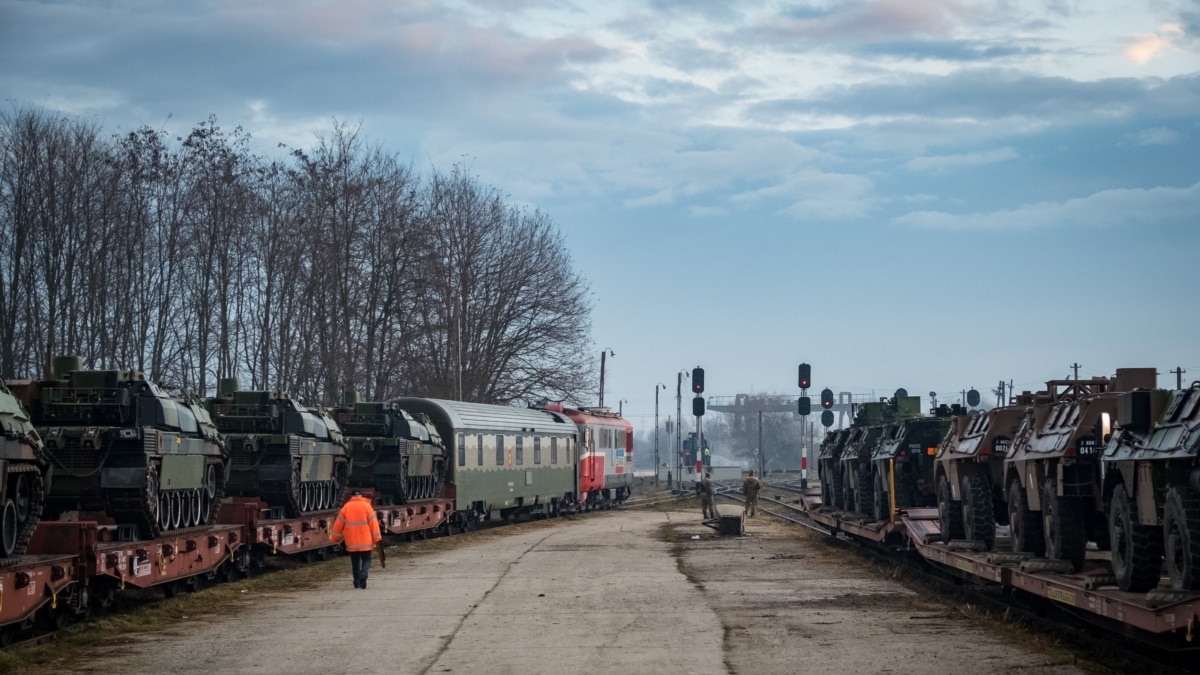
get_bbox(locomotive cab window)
[551,437,558,464]
[458,433,466,467]
[515,436,524,465]
[496,435,505,466]
[534,436,542,464]
[476,434,484,467]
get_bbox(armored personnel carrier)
[10,357,226,539]
[838,400,888,517]
[333,394,446,504]
[933,404,1025,549]
[1004,369,1156,571]
[0,379,49,557]
[869,403,955,523]
[818,428,851,509]
[207,380,348,517]
[1102,384,1200,591]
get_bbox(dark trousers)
[350,551,372,588]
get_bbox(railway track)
[717,480,1197,675]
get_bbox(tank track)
[10,463,46,558]
[266,458,348,518]
[103,459,227,540]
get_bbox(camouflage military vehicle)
[838,400,888,517]
[933,404,1025,548]
[817,428,851,509]
[10,357,226,539]
[333,394,446,505]
[869,403,955,523]
[1102,384,1200,592]
[1003,369,1156,572]
[207,380,348,517]
[0,379,49,557]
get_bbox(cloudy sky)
[3,0,1199,433]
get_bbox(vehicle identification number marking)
[956,559,974,573]
[1047,587,1075,606]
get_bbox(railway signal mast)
[692,367,705,476]
[797,363,811,487]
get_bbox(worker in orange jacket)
[330,491,382,589]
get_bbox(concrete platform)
[67,509,1087,674]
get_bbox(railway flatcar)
[542,404,633,508]
[393,398,578,528]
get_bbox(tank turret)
[11,358,226,539]
[207,381,348,516]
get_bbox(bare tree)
[407,166,592,404]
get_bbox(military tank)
[333,393,446,505]
[0,379,49,557]
[1102,384,1200,592]
[207,380,348,517]
[10,356,227,540]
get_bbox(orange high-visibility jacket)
[330,496,382,552]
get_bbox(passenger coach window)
[476,434,483,466]
[458,433,466,467]
[534,437,542,464]
[515,436,524,465]
[496,435,505,466]
[551,437,558,464]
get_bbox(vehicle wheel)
[159,490,171,531]
[179,489,193,529]
[190,489,203,527]
[1043,477,1086,572]
[1110,483,1162,592]
[842,469,856,513]
[831,467,844,509]
[1008,479,1045,556]
[856,467,875,518]
[1163,485,1200,591]
[1,499,18,557]
[937,474,963,544]
[962,473,996,550]
[171,491,183,530]
[12,474,31,526]
[873,479,888,523]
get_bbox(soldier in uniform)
[698,471,717,519]
[742,469,761,517]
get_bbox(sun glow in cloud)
[1124,24,1183,65]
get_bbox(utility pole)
[757,410,764,478]
[676,369,688,492]
[654,383,665,486]
[1070,362,1081,380]
[599,348,615,408]
[1171,367,1186,389]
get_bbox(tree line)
[0,105,593,406]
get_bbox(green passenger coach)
[392,398,578,528]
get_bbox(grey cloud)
[856,39,1046,61]
[892,180,1200,229]
[747,71,1200,126]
